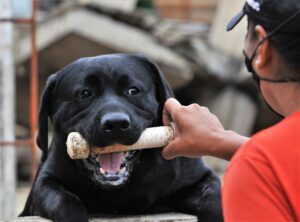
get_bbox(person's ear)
[254,25,272,70]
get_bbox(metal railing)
[0,0,38,180]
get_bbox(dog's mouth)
[83,150,139,187]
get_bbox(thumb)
[163,98,182,126]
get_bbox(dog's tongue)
[97,152,124,174]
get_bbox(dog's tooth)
[90,152,96,158]
[120,167,126,174]
[100,167,106,174]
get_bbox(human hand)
[162,98,247,160]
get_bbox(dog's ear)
[130,54,174,101]
[130,55,174,124]
[36,74,57,162]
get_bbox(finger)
[161,144,176,160]
[200,106,210,113]
[165,98,182,109]
[162,98,181,126]
[161,138,182,160]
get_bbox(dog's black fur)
[20,54,223,222]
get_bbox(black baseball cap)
[227,0,300,32]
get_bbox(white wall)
[209,0,247,59]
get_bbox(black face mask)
[243,11,300,118]
[243,49,295,84]
[243,46,298,119]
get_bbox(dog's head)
[37,54,173,188]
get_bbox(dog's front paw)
[43,192,89,222]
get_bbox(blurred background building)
[0,0,281,220]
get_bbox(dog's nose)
[100,112,131,133]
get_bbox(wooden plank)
[189,0,220,8]
[155,0,183,7]
[156,0,219,9]
[157,8,216,24]
[188,9,215,24]
[9,213,198,222]
[155,0,220,24]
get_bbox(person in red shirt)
[161,0,300,221]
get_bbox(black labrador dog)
[20,54,223,222]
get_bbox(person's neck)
[277,83,300,116]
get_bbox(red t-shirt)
[222,110,300,222]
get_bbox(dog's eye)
[78,89,92,99]
[127,87,140,95]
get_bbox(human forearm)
[161,98,250,161]
[210,130,249,161]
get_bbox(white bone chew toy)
[66,124,175,159]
